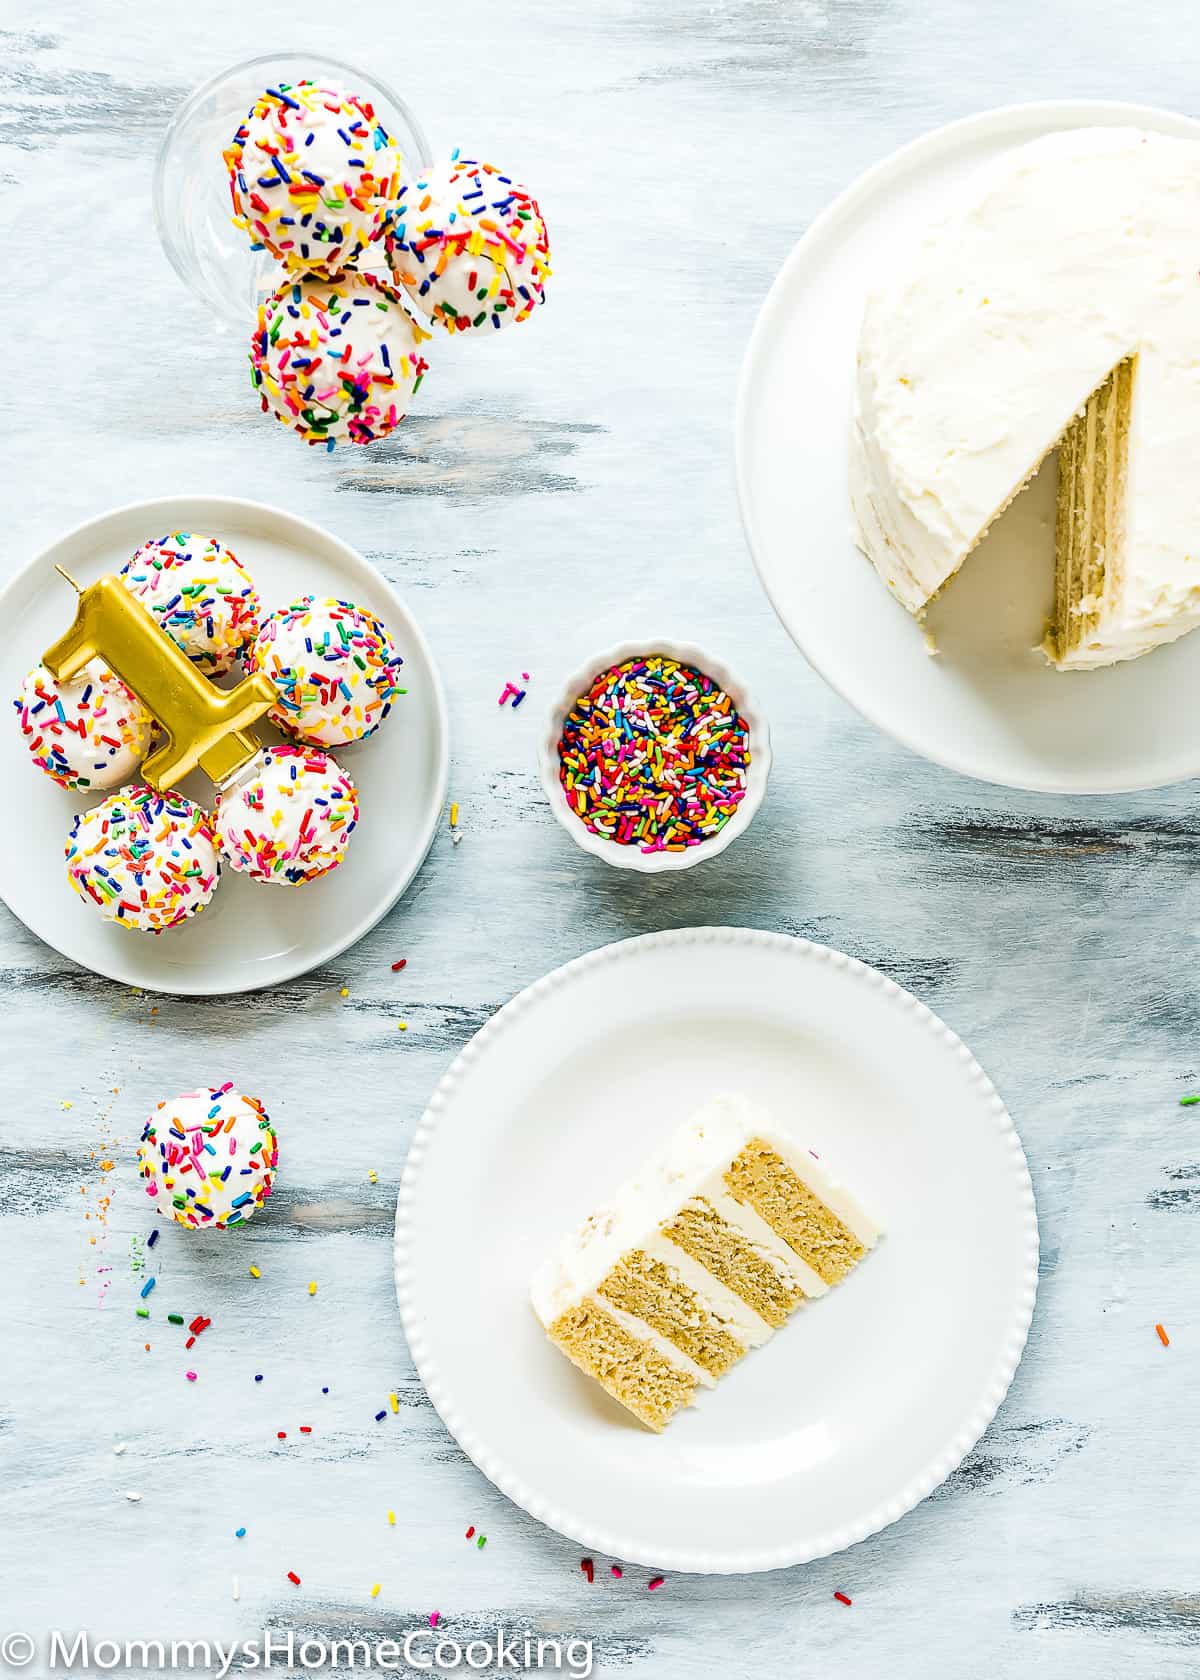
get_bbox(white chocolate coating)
[15,659,150,791]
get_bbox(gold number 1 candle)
[43,570,278,790]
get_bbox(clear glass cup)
[154,51,432,331]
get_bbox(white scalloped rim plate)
[395,928,1038,1573]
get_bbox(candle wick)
[53,564,83,594]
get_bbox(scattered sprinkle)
[309,1281,318,1297]
[136,1308,149,1320]
[168,1314,184,1325]
[449,804,459,828]
[371,1583,381,1599]
[235,1528,246,1539]
[1180,1094,1200,1106]
[581,1558,594,1583]
[391,958,407,972]
[249,1265,261,1279]
[375,1410,387,1422]
[340,987,350,999]
[185,1371,197,1382]
[397,1021,407,1032]
[498,673,531,709]
[834,1591,853,1607]
[140,1278,156,1299]
[146,1229,159,1249]
[610,1566,622,1578]
[388,1510,396,1526]
[1157,1323,1171,1346]
[429,1613,439,1629]
[287,1571,301,1586]
[477,1535,487,1550]
[466,1527,475,1539]
[369,1169,378,1184]
[648,1576,665,1591]
[255,1374,264,1383]
[389,1391,399,1413]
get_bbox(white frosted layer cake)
[850,127,1200,670]
[531,1095,880,1431]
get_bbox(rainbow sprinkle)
[558,655,750,853]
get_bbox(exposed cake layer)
[532,1095,880,1431]
[851,127,1200,668]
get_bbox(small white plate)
[0,495,449,996]
[736,100,1200,793]
[395,928,1038,1574]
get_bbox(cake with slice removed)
[850,127,1200,669]
[531,1095,879,1431]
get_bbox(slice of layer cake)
[850,128,1200,669]
[531,1095,880,1432]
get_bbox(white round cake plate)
[395,928,1039,1574]
[0,496,449,996]
[736,100,1200,794]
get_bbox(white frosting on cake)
[530,1093,878,1334]
[851,127,1200,667]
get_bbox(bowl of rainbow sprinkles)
[538,638,771,873]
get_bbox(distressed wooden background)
[2,1,1199,1675]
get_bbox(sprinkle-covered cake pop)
[215,743,359,885]
[249,597,405,745]
[15,660,151,792]
[250,273,431,448]
[385,152,550,333]
[223,80,403,275]
[120,533,261,675]
[65,785,221,933]
[138,1085,278,1229]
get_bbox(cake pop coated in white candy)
[249,272,431,448]
[385,153,550,334]
[224,80,403,276]
[65,785,221,934]
[249,596,405,746]
[15,660,151,791]
[137,1085,278,1229]
[120,532,261,675]
[215,744,359,885]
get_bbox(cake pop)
[65,785,221,933]
[15,660,151,791]
[215,743,358,884]
[249,596,404,745]
[120,532,261,675]
[224,80,403,275]
[137,1084,277,1229]
[249,272,430,447]
[385,153,550,333]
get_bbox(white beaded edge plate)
[394,927,1039,1574]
